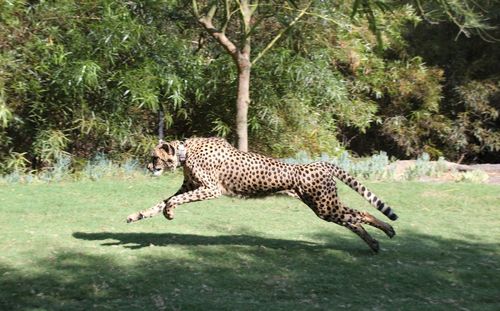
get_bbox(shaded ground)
[0,178,499,310]
[2,232,499,310]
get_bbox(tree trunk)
[158,108,164,140]
[194,1,254,152]
[236,1,252,152]
[236,54,251,152]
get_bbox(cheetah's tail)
[330,164,398,221]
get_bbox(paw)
[126,212,143,223]
[163,207,175,220]
[369,239,380,254]
[385,225,396,239]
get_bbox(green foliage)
[248,4,422,156]
[81,153,145,181]
[1,151,30,173]
[0,149,489,184]
[284,151,395,180]
[0,154,147,184]
[38,154,73,183]
[0,0,204,169]
[403,153,447,180]
[330,10,451,158]
[414,0,497,40]
[33,129,70,166]
[0,0,498,169]
[0,85,13,128]
[250,54,346,156]
[405,1,500,162]
[328,151,396,180]
[452,80,500,158]
[453,169,490,183]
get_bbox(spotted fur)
[127,137,398,252]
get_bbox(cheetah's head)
[147,140,180,176]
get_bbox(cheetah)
[127,137,398,253]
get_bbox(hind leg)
[301,194,394,252]
[344,222,380,253]
[324,212,381,253]
[325,212,382,253]
[337,207,395,239]
[358,212,395,238]
[296,191,379,252]
[330,207,396,252]
[318,204,380,253]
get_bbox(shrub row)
[1,152,489,184]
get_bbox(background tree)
[347,0,500,162]
[0,0,498,174]
[188,0,497,154]
[191,0,311,151]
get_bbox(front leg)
[126,179,193,223]
[126,201,166,223]
[163,187,222,220]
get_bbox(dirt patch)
[391,161,500,184]
[469,164,500,184]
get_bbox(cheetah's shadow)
[72,231,368,255]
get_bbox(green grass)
[1,174,499,310]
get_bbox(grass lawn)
[1,173,499,310]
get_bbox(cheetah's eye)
[161,158,174,165]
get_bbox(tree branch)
[192,0,200,18]
[195,2,239,61]
[221,0,231,33]
[239,0,253,54]
[252,1,311,66]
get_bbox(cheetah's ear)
[161,142,175,155]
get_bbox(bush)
[453,170,490,183]
[403,154,449,181]
[0,154,147,184]
[285,150,395,181]
[1,150,490,184]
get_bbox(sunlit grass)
[0,174,499,310]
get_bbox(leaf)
[351,0,362,18]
